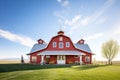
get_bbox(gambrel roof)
[28,31,92,55]
[74,43,92,53]
[29,43,92,54]
[30,44,47,53]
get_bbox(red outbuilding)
[27,31,93,65]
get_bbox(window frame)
[32,56,37,62]
[52,42,57,48]
[46,55,50,58]
[66,42,70,47]
[85,56,90,62]
[59,42,63,48]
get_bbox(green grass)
[0,64,120,80]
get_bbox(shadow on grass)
[0,64,111,73]
[0,64,72,73]
[73,64,109,70]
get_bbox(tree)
[102,39,119,65]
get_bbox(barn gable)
[28,31,92,54]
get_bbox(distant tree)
[21,55,24,64]
[102,39,119,65]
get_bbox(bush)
[49,61,54,64]
[68,61,73,64]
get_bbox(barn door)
[57,55,65,64]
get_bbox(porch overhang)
[38,51,85,56]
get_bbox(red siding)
[30,52,41,64]
[49,55,57,64]
[46,35,76,50]
[66,55,79,64]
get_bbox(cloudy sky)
[0,0,120,60]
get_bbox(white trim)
[41,55,44,65]
[38,51,85,56]
[79,55,82,66]
[53,42,57,48]
[85,56,90,62]
[66,42,70,47]
[59,42,63,48]
[57,55,65,64]
[46,55,50,58]
[31,56,37,62]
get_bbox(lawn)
[0,64,120,80]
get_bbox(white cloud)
[84,33,104,41]
[65,0,115,33]
[57,0,61,3]
[57,0,69,7]
[65,15,81,26]
[112,22,120,35]
[62,0,69,7]
[86,0,115,24]
[0,29,36,47]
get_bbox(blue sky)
[0,0,120,61]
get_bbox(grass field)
[0,60,29,64]
[0,60,20,64]
[0,64,120,80]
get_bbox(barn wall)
[30,52,41,64]
[29,33,92,64]
[46,35,76,50]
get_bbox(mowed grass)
[0,64,120,80]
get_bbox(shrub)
[68,61,73,64]
[49,61,54,64]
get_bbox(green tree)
[102,39,119,65]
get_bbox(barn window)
[32,56,37,62]
[85,56,90,62]
[75,61,79,64]
[59,42,63,48]
[46,55,50,58]
[53,42,57,48]
[66,42,70,47]
[59,37,63,41]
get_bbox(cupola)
[57,31,64,35]
[77,39,85,44]
[37,39,45,44]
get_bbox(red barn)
[27,31,93,65]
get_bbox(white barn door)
[57,55,65,64]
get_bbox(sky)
[0,0,120,61]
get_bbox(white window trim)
[46,55,50,58]
[59,42,63,48]
[32,56,37,62]
[85,56,90,62]
[66,42,70,47]
[53,42,57,48]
